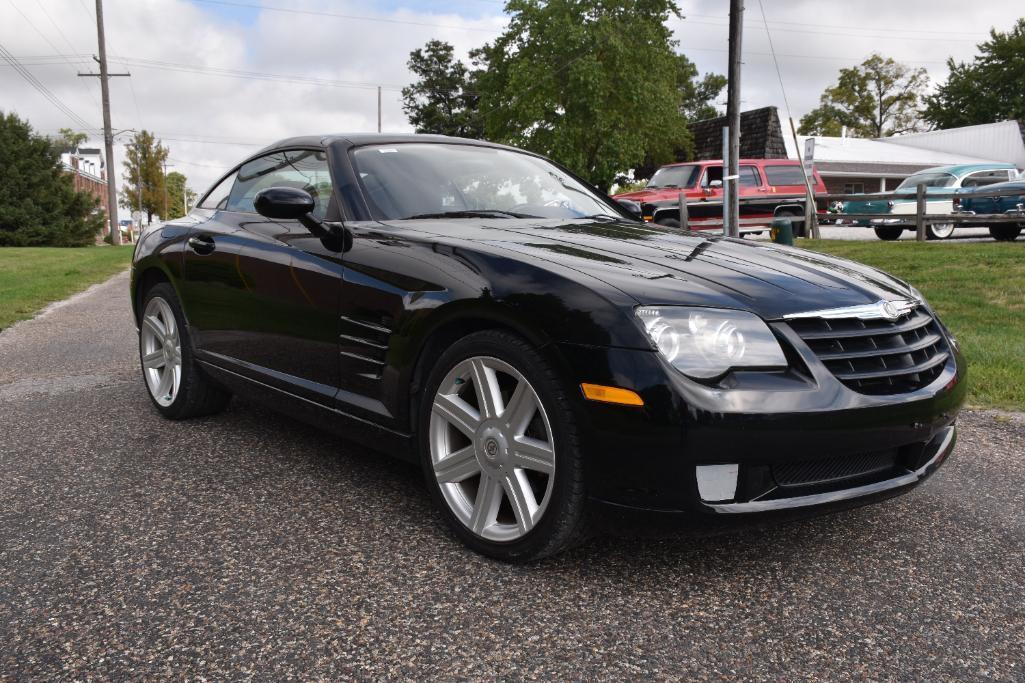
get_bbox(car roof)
[255,133,517,155]
[913,163,1017,177]
[661,159,802,167]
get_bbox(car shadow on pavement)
[189,392,895,574]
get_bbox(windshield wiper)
[583,213,626,222]
[401,209,538,219]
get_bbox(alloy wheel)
[429,356,556,542]
[140,296,182,407]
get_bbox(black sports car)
[131,134,966,561]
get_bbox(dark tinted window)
[227,150,332,218]
[702,165,723,186]
[199,172,236,210]
[739,166,761,186]
[962,169,1012,187]
[763,165,807,186]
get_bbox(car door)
[182,149,344,404]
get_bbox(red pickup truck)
[614,159,827,233]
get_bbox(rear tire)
[927,223,955,240]
[989,224,1023,241]
[418,330,588,562]
[655,217,680,228]
[874,226,903,241]
[138,283,231,420]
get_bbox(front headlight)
[636,306,787,379]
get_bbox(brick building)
[61,148,111,235]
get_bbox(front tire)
[990,224,1023,241]
[138,283,231,419]
[419,330,587,562]
[874,226,903,241]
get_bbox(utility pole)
[725,0,744,238]
[78,0,129,245]
[377,85,382,133]
[162,159,171,220]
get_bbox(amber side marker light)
[580,383,644,407]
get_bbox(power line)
[191,0,503,33]
[684,12,993,38]
[680,17,981,44]
[0,41,94,129]
[7,0,102,112]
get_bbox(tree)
[0,112,104,246]
[798,54,928,137]
[120,130,168,223]
[470,0,691,192]
[164,171,196,220]
[401,40,483,138]
[924,19,1025,129]
[677,54,726,122]
[53,127,88,153]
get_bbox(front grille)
[787,308,950,395]
[772,451,897,487]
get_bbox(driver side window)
[226,149,334,219]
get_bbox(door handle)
[187,234,215,254]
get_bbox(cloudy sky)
[1,0,1022,194]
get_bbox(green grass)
[0,246,134,330]
[802,240,1025,411]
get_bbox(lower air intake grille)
[787,308,950,395]
[773,451,897,487]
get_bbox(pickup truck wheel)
[989,224,1023,241]
[655,217,680,228]
[927,223,955,240]
[874,226,903,241]
[775,209,804,237]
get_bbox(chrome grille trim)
[786,305,951,395]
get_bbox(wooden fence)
[667,184,1025,241]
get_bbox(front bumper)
[554,328,966,533]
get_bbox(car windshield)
[646,164,701,189]
[351,143,617,220]
[897,172,957,189]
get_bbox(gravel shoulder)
[1,271,1023,680]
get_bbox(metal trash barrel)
[770,217,794,245]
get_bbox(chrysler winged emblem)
[783,299,918,322]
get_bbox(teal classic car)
[954,179,1025,241]
[837,163,1019,240]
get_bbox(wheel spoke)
[470,473,503,534]
[142,350,165,369]
[433,446,480,483]
[469,358,501,420]
[501,470,539,535]
[170,364,180,400]
[432,393,481,438]
[510,436,555,474]
[154,367,173,399]
[142,315,166,339]
[501,380,536,434]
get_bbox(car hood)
[613,187,690,203]
[390,218,916,320]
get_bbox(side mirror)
[708,180,723,189]
[614,198,643,220]
[254,186,315,220]
[254,186,352,252]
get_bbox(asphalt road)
[1,271,1023,680]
